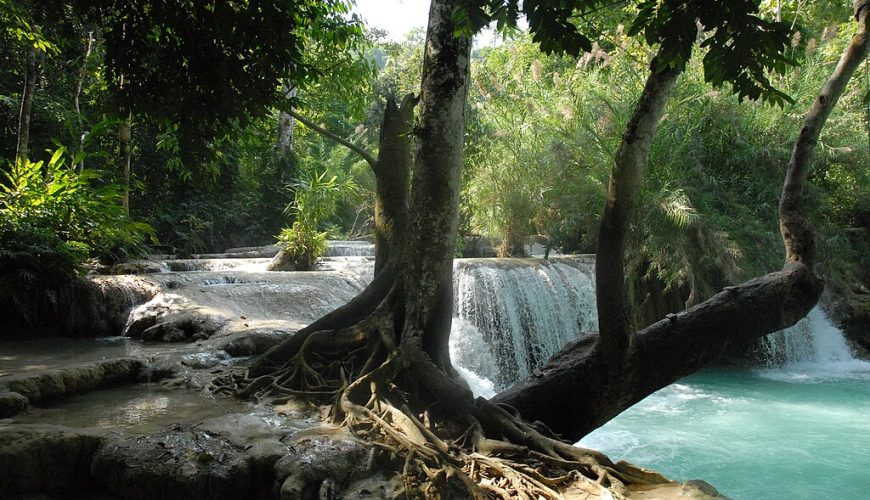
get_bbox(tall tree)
[222,0,868,496]
[1,0,59,164]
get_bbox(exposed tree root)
[211,286,669,499]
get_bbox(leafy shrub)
[0,148,154,325]
[275,221,327,271]
[272,167,358,270]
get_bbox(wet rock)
[0,424,106,496]
[268,249,306,272]
[247,440,291,485]
[629,479,729,499]
[93,426,254,499]
[180,351,227,369]
[0,358,144,404]
[825,291,870,356]
[111,260,170,275]
[222,244,281,257]
[0,390,28,417]
[126,294,227,343]
[275,429,371,499]
[341,473,405,499]
[221,327,295,357]
[198,414,292,488]
[1,275,158,339]
[137,355,181,382]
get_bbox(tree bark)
[595,58,681,357]
[494,4,869,442]
[276,85,297,181]
[780,1,868,265]
[400,0,471,372]
[373,94,416,275]
[15,45,38,164]
[119,110,132,214]
[75,32,95,170]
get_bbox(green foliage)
[275,221,328,271]
[289,168,359,229]
[463,18,868,299]
[0,146,154,325]
[272,163,360,270]
[0,0,61,55]
[73,0,366,161]
[0,147,154,265]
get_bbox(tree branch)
[286,108,378,169]
[495,2,869,442]
[780,2,869,265]
[492,263,822,440]
[595,56,681,356]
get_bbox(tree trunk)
[119,110,132,214]
[399,0,471,372]
[595,57,681,358]
[15,45,38,164]
[373,94,416,275]
[278,95,415,274]
[493,3,868,441]
[74,32,95,171]
[780,0,869,265]
[276,85,297,181]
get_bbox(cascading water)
[449,256,597,391]
[324,240,375,257]
[757,306,869,374]
[445,256,869,498]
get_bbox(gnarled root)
[212,285,668,498]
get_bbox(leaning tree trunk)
[781,0,869,264]
[493,2,868,441]
[595,57,681,358]
[15,45,38,164]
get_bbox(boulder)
[111,260,170,275]
[221,327,295,357]
[0,390,28,418]
[274,429,371,499]
[125,294,227,342]
[0,424,106,496]
[267,249,302,272]
[0,358,144,406]
[93,426,255,500]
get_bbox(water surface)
[579,365,870,500]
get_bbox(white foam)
[759,307,870,381]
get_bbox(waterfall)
[759,307,870,375]
[450,257,597,391]
[324,240,375,257]
[162,258,272,272]
[447,255,867,394]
